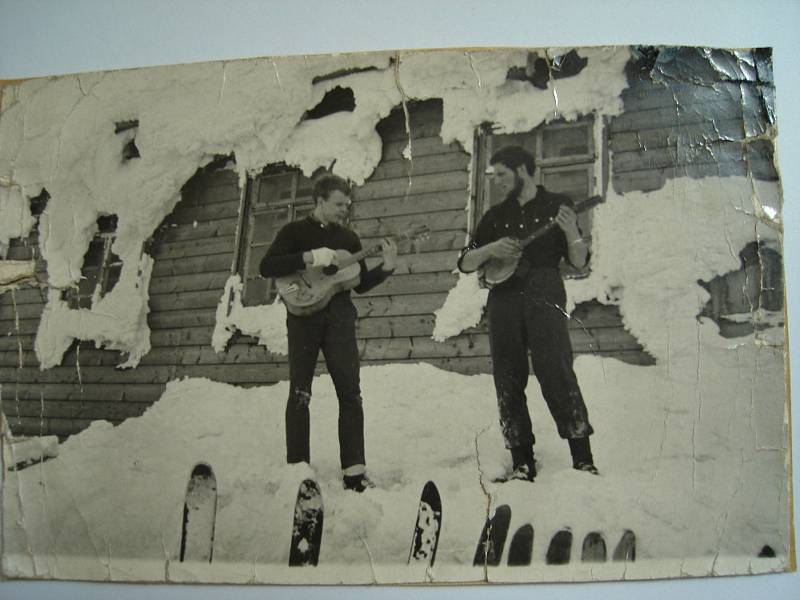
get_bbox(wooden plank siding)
[609,68,777,194]
[1,98,658,440]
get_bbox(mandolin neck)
[519,220,558,248]
[518,195,601,249]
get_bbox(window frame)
[700,241,784,338]
[63,217,123,309]
[238,167,316,306]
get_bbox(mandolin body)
[477,195,602,289]
[479,256,520,288]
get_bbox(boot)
[343,473,376,493]
[569,437,598,475]
[509,445,536,482]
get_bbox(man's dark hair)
[312,173,351,203]
[490,145,535,175]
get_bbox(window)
[471,115,603,277]
[239,167,315,306]
[62,215,122,309]
[698,241,784,338]
[115,120,140,160]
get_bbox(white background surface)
[0,0,797,598]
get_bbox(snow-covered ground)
[2,335,788,583]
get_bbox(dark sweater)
[259,216,392,294]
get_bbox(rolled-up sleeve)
[457,213,494,274]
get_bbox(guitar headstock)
[403,224,431,242]
[367,224,432,257]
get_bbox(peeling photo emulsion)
[0,46,791,584]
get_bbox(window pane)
[82,239,105,268]
[257,173,296,208]
[761,249,784,311]
[243,277,277,306]
[250,208,291,245]
[247,244,270,278]
[488,133,536,162]
[104,262,122,296]
[295,174,313,201]
[541,166,591,202]
[75,275,98,308]
[293,203,315,221]
[541,123,591,159]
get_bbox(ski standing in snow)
[458,145,599,482]
[289,479,324,566]
[408,481,443,566]
[473,504,512,566]
[179,463,218,563]
[259,174,398,493]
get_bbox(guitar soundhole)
[322,265,339,276]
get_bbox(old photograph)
[0,44,792,584]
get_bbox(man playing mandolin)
[458,145,597,482]
[260,173,397,492]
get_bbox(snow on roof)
[0,47,631,367]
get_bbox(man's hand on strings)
[555,205,580,238]
[487,237,523,259]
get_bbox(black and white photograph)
[0,11,794,590]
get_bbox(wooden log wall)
[610,50,777,194]
[1,96,659,440]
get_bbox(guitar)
[479,195,603,288]
[276,225,430,316]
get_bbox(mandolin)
[479,195,603,288]
[276,224,429,316]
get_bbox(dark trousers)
[285,293,365,470]
[487,269,593,449]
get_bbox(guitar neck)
[336,232,411,269]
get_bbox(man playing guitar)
[260,174,397,492]
[458,145,598,482]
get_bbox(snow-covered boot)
[343,473,376,493]
[569,437,598,475]
[509,463,536,482]
[509,445,536,482]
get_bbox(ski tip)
[513,523,534,537]
[546,529,573,565]
[296,478,323,509]
[581,531,607,562]
[473,505,513,567]
[300,478,320,490]
[507,524,534,567]
[422,480,438,494]
[189,462,214,478]
[421,481,441,507]
[758,544,776,558]
[493,504,512,521]
[612,529,636,562]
